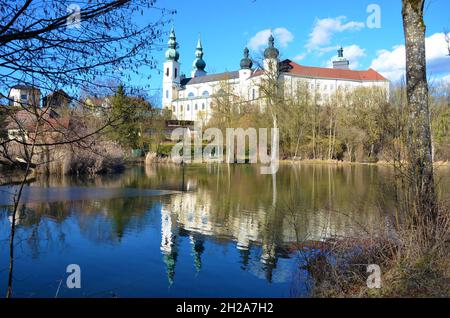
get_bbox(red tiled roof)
[283,60,388,82]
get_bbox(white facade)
[162,31,390,124]
[8,85,41,108]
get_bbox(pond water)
[0,164,449,297]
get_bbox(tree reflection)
[1,163,417,293]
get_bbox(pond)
[1,164,449,297]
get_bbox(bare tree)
[444,28,450,56]
[0,0,173,298]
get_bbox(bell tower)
[191,35,207,78]
[263,34,280,76]
[162,26,181,110]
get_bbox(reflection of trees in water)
[161,164,395,241]
[0,204,68,264]
[69,197,159,243]
[158,164,400,284]
[4,163,421,286]
[1,196,159,259]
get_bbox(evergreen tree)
[109,84,148,150]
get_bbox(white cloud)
[326,45,366,69]
[306,16,365,50]
[248,28,294,52]
[294,53,306,61]
[370,32,450,82]
[442,74,450,83]
[318,46,340,55]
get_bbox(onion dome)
[165,26,180,62]
[192,37,206,71]
[240,47,253,69]
[264,34,279,59]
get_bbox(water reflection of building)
[160,187,372,285]
[161,206,179,285]
[160,192,287,283]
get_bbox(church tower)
[191,36,207,78]
[263,34,280,75]
[239,47,253,80]
[163,26,180,111]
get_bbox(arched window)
[188,92,195,99]
[187,105,190,111]
[166,68,169,77]
[175,68,178,78]
[195,104,198,110]
[202,90,210,97]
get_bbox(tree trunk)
[402,0,437,221]
[328,113,333,160]
[332,120,337,159]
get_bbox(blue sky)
[138,0,450,104]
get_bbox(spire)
[165,26,180,62]
[240,47,253,69]
[192,34,207,77]
[196,36,203,58]
[268,34,275,48]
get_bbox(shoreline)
[278,159,450,167]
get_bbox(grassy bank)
[299,202,450,297]
[281,159,450,167]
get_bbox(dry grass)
[2,139,125,176]
[302,202,450,298]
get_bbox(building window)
[324,85,328,90]
[188,92,195,99]
[252,89,255,100]
[166,68,169,77]
[202,91,209,97]
[180,105,183,112]
[20,94,27,100]
[173,105,176,112]
[195,104,198,110]
[175,68,178,78]
[187,105,190,111]
[165,90,169,99]
[202,103,205,110]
